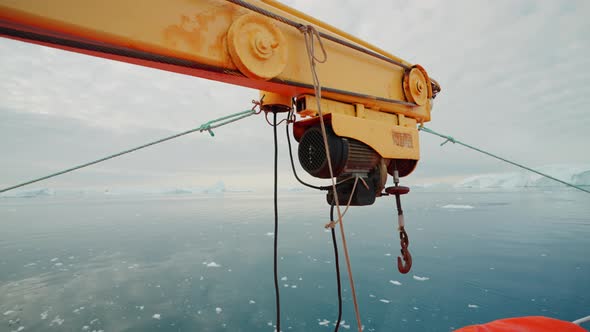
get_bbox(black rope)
[285,109,329,191]
[272,111,281,332]
[330,202,343,331]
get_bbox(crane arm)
[0,0,437,116]
[0,0,441,205]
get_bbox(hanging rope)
[271,110,282,332]
[329,201,343,332]
[301,24,364,332]
[0,109,257,194]
[419,126,590,194]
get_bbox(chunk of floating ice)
[3,310,15,316]
[215,307,222,314]
[468,304,479,308]
[152,314,161,320]
[441,204,474,209]
[281,276,287,281]
[50,316,64,326]
[389,280,402,286]
[50,258,59,262]
[319,319,330,326]
[249,300,255,304]
[413,275,430,281]
[369,294,376,298]
[291,285,297,288]
[413,306,419,310]
[385,253,392,256]
[379,299,390,304]
[15,327,24,332]
[82,326,90,331]
[54,263,63,266]
[205,262,221,268]
[266,232,274,237]
[40,311,48,320]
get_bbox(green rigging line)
[0,109,256,194]
[419,126,590,194]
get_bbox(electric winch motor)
[298,126,389,206]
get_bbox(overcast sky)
[1,0,589,192]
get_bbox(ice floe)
[40,311,48,320]
[281,276,288,281]
[468,304,479,308]
[338,320,351,329]
[49,316,64,326]
[3,310,15,316]
[215,307,222,314]
[379,299,390,304]
[319,319,330,326]
[413,275,430,281]
[205,262,221,268]
[249,300,256,304]
[152,314,161,320]
[441,204,474,209]
[50,258,59,262]
[389,280,402,286]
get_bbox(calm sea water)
[0,190,588,332]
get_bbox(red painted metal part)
[454,316,586,332]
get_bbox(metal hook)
[397,227,412,274]
[397,247,412,274]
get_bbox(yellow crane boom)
[0,0,440,205]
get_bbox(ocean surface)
[0,189,588,332]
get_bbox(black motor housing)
[298,126,380,179]
[298,126,385,206]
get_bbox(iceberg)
[204,181,225,194]
[0,187,55,198]
[455,164,590,190]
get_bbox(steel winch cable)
[225,0,411,71]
